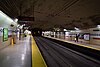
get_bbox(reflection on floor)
[0,36,31,67]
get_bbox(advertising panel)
[3,28,8,41]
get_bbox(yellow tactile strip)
[45,36,100,51]
[62,40,100,51]
[31,36,47,67]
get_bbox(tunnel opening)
[31,28,42,36]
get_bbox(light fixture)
[14,18,18,22]
[74,27,79,30]
[23,24,25,26]
[17,24,20,27]
[64,29,67,31]
[97,25,100,28]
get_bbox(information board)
[3,28,8,41]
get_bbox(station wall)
[43,28,100,45]
[0,36,11,50]
[0,10,17,50]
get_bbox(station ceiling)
[0,0,100,30]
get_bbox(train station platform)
[0,35,99,67]
[44,36,100,51]
[31,36,47,67]
[0,36,31,67]
[0,35,47,67]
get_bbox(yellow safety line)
[76,44,100,51]
[64,40,100,51]
[31,36,47,67]
[45,36,100,51]
[62,40,100,51]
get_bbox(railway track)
[34,37,100,67]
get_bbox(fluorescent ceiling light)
[97,25,100,28]
[64,29,67,31]
[74,27,79,30]
[14,18,18,22]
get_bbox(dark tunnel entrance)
[31,28,42,36]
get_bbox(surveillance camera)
[10,24,14,27]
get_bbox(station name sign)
[18,16,34,21]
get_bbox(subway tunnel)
[31,28,42,36]
[0,0,100,67]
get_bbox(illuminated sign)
[84,34,90,41]
[3,28,8,41]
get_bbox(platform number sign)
[3,28,8,42]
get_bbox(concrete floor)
[0,36,31,67]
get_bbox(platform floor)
[0,36,31,67]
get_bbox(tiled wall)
[0,36,11,50]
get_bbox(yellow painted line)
[76,44,100,51]
[58,39,100,51]
[11,38,14,46]
[31,36,47,67]
[45,36,100,51]
[64,40,100,51]
[62,40,100,51]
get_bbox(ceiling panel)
[0,0,100,30]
